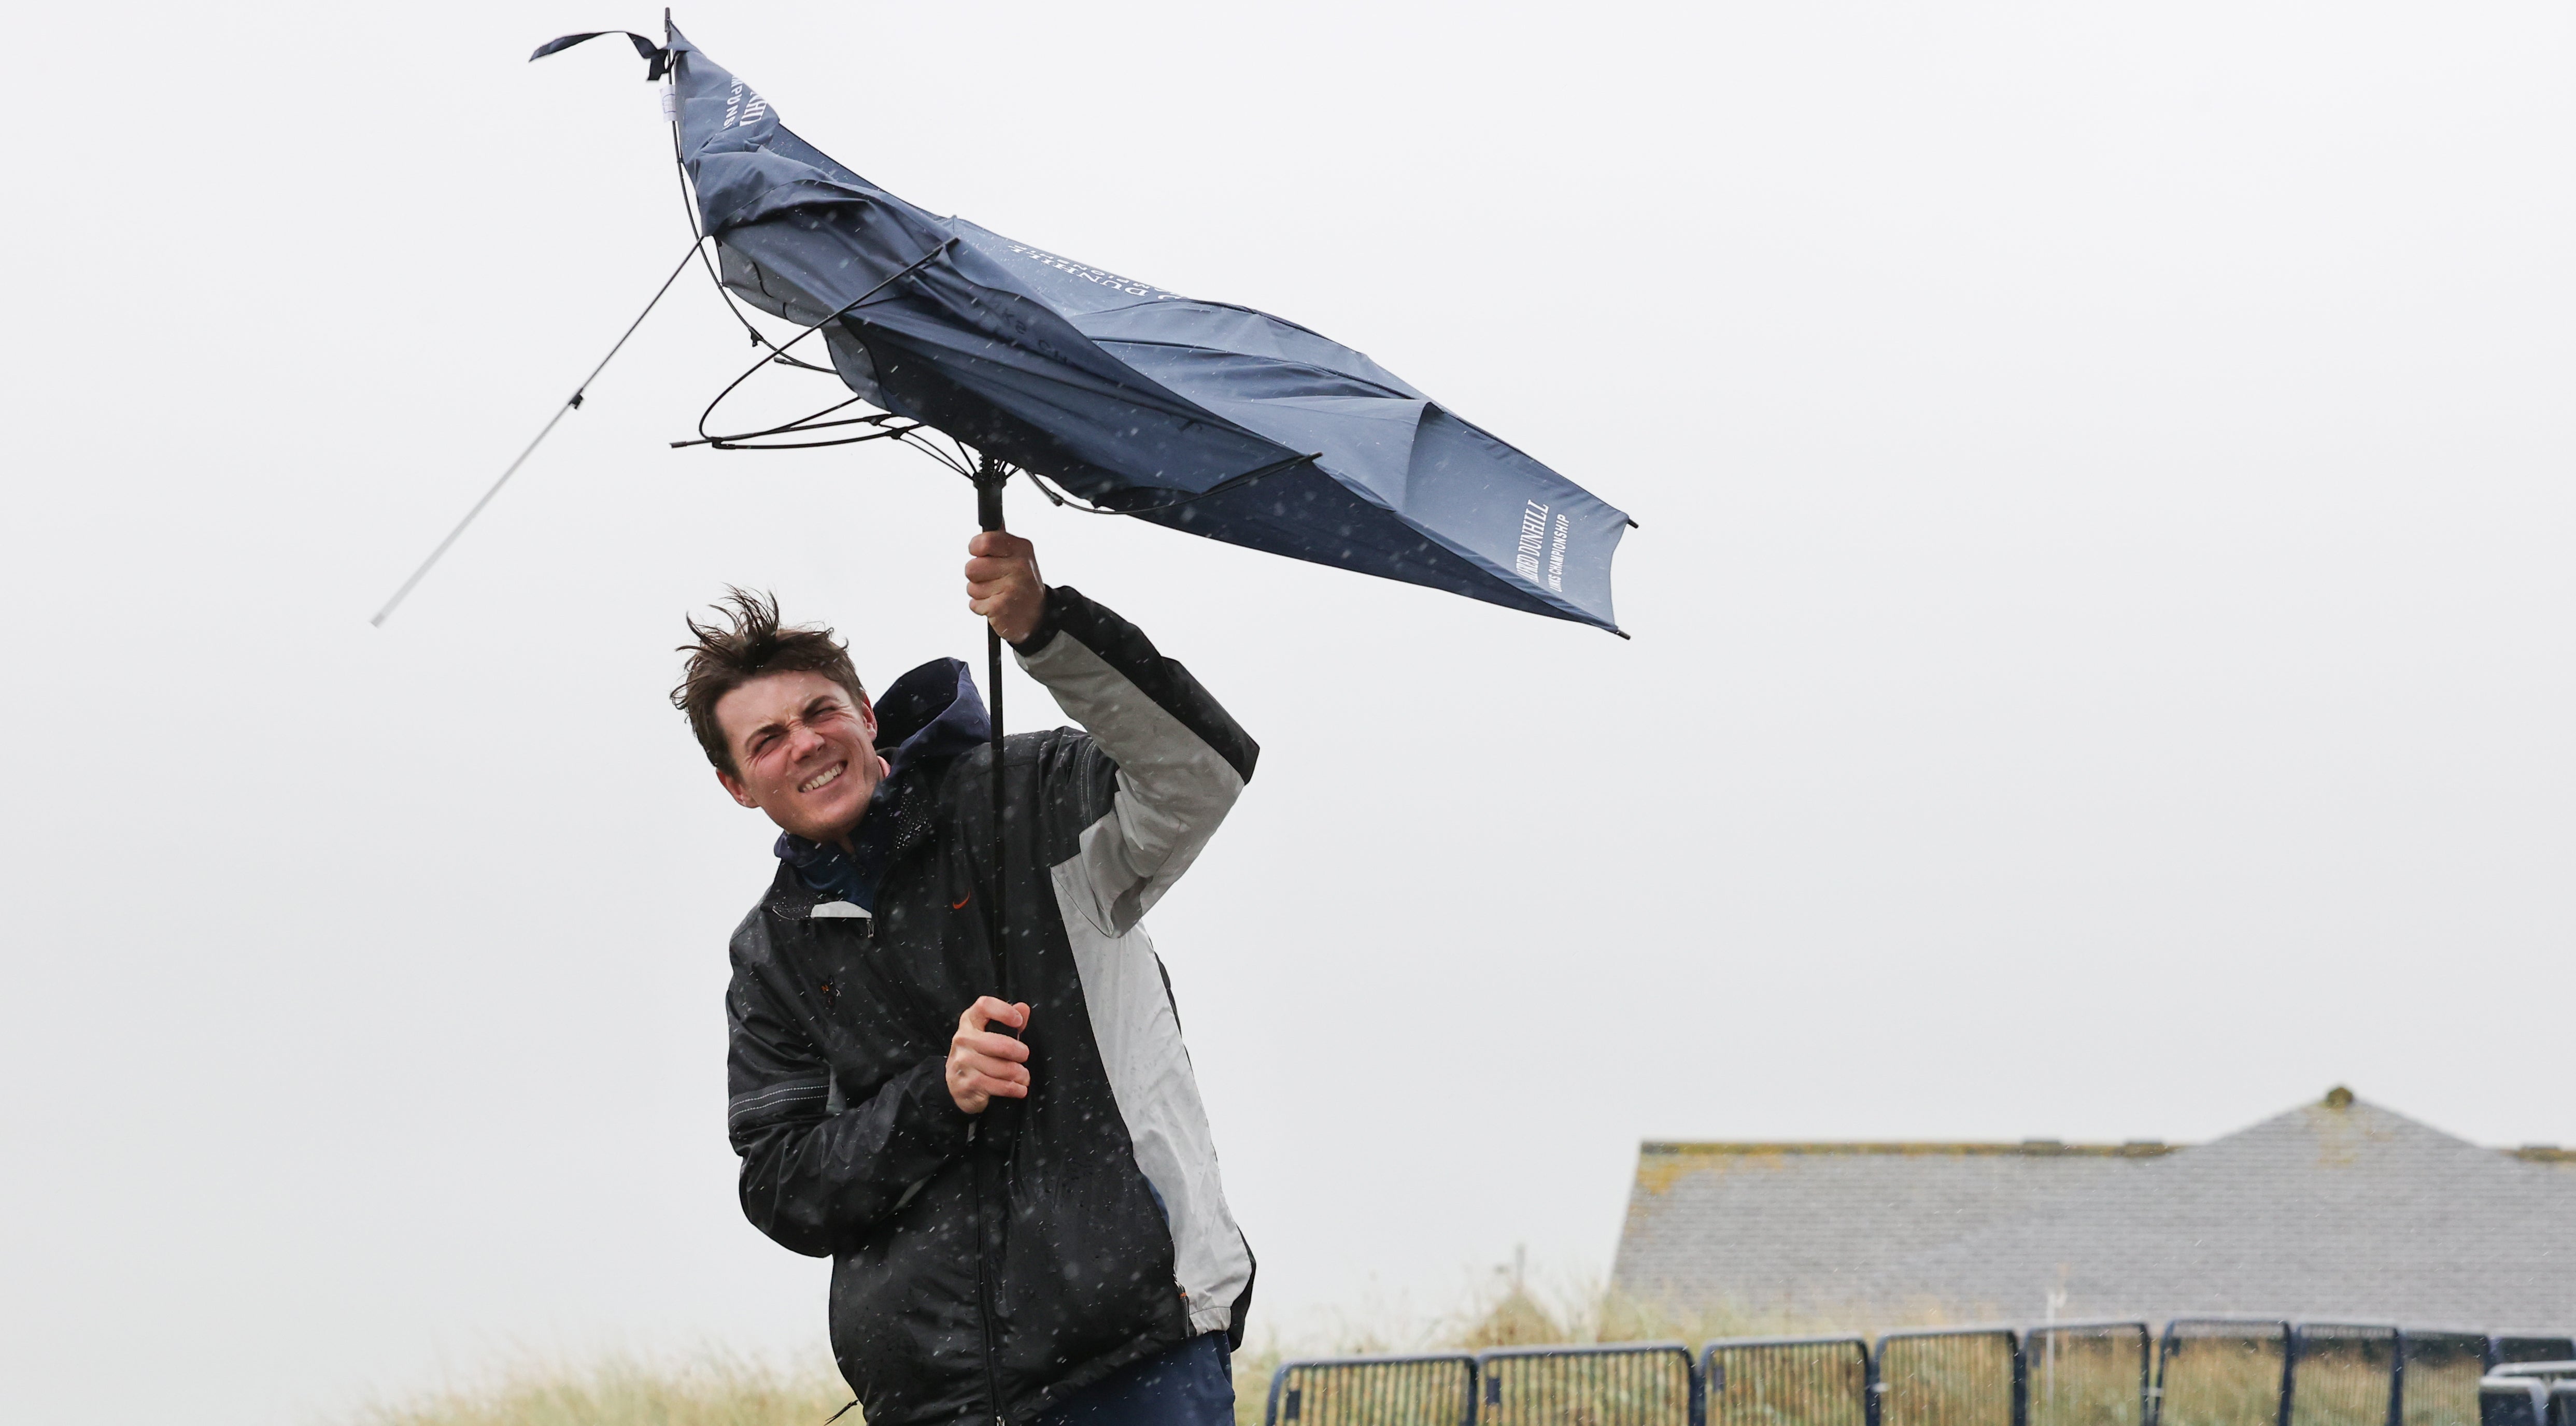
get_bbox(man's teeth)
[798,763,846,794]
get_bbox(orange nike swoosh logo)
[951,894,971,909]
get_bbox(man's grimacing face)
[713,670,887,845]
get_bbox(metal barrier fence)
[2402,1332,2489,1426]
[1268,1322,2576,1426]
[1475,1342,1701,1426]
[1266,1353,1478,1426]
[2026,1322,2152,1426]
[2471,1365,2576,1426]
[2288,1324,2397,1426]
[2489,1338,2576,1371]
[2476,1375,2550,1426]
[1704,1336,1871,1426]
[1877,1328,2023,1426]
[2158,1319,2295,1426]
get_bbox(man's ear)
[856,691,879,740]
[716,766,760,809]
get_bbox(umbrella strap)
[529,30,669,80]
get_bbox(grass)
[335,1281,1818,1426]
[347,1349,854,1426]
[356,1285,2425,1426]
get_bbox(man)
[670,532,1255,1426]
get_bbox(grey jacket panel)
[1019,603,1255,1334]
[1048,873,1254,1331]
[1019,628,1248,937]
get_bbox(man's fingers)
[958,1055,1025,1086]
[968,1024,1025,1060]
[965,575,1034,602]
[967,531,1034,559]
[961,533,1042,644]
[964,534,1041,595]
[949,998,1037,1113]
[957,1031,1030,1062]
[966,1060,1031,1089]
[953,1063,1024,1092]
[956,1062,1030,1094]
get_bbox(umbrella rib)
[891,429,980,480]
[370,236,704,627]
[672,393,891,448]
[1088,337,1423,403]
[706,426,919,452]
[667,99,833,372]
[689,237,961,450]
[666,111,976,483]
[1022,450,1322,518]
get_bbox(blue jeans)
[1033,1332,1234,1426]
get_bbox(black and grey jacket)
[723,586,1256,1426]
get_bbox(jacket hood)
[872,657,990,773]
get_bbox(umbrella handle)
[978,471,1005,536]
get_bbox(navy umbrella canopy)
[528,18,1631,635]
[361,16,1640,1076]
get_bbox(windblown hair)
[671,589,867,775]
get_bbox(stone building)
[1610,1090,2576,1330]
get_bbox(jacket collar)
[768,658,989,919]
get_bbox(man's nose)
[787,721,830,759]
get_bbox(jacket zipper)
[972,1137,1009,1425]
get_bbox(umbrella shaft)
[976,460,1012,1035]
[986,619,1006,996]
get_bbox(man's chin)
[775,789,872,846]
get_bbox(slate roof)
[1610,1091,2576,1329]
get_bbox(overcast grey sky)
[3,2,2571,1421]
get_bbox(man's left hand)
[965,531,1044,645]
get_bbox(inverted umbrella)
[375,15,1636,999]
[381,17,1629,633]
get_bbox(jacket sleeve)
[1013,584,1258,937]
[725,948,972,1257]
